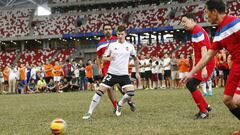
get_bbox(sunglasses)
[104,28,112,30]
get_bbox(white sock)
[201,82,207,94]
[119,94,131,107]
[207,80,213,93]
[88,93,102,114]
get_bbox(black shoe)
[195,112,208,119]
[206,105,212,112]
[128,102,136,112]
[194,105,212,117]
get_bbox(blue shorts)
[20,80,27,85]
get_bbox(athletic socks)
[201,82,207,95]
[191,90,208,112]
[113,100,117,109]
[207,80,213,95]
[230,107,240,120]
[88,90,104,114]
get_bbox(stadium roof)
[0,0,47,7]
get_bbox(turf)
[0,88,239,135]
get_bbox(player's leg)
[116,76,135,116]
[82,74,114,119]
[106,86,117,111]
[82,85,108,119]
[116,83,136,112]
[186,78,210,119]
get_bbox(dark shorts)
[140,72,145,78]
[131,72,136,79]
[45,77,53,84]
[4,81,8,85]
[145,70,152,80]
[101,73,132,88]
[87,78,93,83]
[93,75,101,82]
[164,70,171,78]
[20,80,27,85]
[158,73,164,80]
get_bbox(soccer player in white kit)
[82,25,140,119]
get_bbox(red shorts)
[224,63,240,96]
[151,73,158,81]
[193,64,215,82]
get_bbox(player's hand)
[135,72,141,83]
[180,72,193,84]
[202,68,208,79]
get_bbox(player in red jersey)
[181,13,215,119]
[96,24,136,112]
[181,0,240,131]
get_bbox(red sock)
[113,100,117,109]
[191,90,208,112]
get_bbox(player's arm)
[102,45,112,61]
[201,46,208,78]
[133,55,140,81]
[96,56,102,75]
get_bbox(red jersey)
[211,15,240,63]
[191,25,215,66]
[96,36,117,75]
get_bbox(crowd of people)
[0,59,102,94]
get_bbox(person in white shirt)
[83,25,140,119]
[129,58,138,89]
[163,54,171,88]
[158,57,165,89]
[144,54,152,89]
[8,66,17,93]
[139,55,145,89]
[151,56,159,89]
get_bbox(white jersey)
[103,40,136,76]
[163,57,171,70]
[139,60,145,73]
[129,59,136,73]
[144,58,152,71]
[151,60,159,74]
[158,60,164,74]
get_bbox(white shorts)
[179,72,188,79]
[54,76,61,82]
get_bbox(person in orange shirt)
[3,66,9,93]
[44,60,53,84]
[53,61,63,82]
[178,53,190,87]
[86,60,93,91]
[52,61,63,92]
[19,64,27,93]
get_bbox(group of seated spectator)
[0,58,100,94]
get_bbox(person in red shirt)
[182,0,240,131]
[181,12,215,119]
[96,24,136,113]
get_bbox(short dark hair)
[103,24,112,30]
[182,13,196,22]
[117,25,126,32]
[206,0,225,14]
